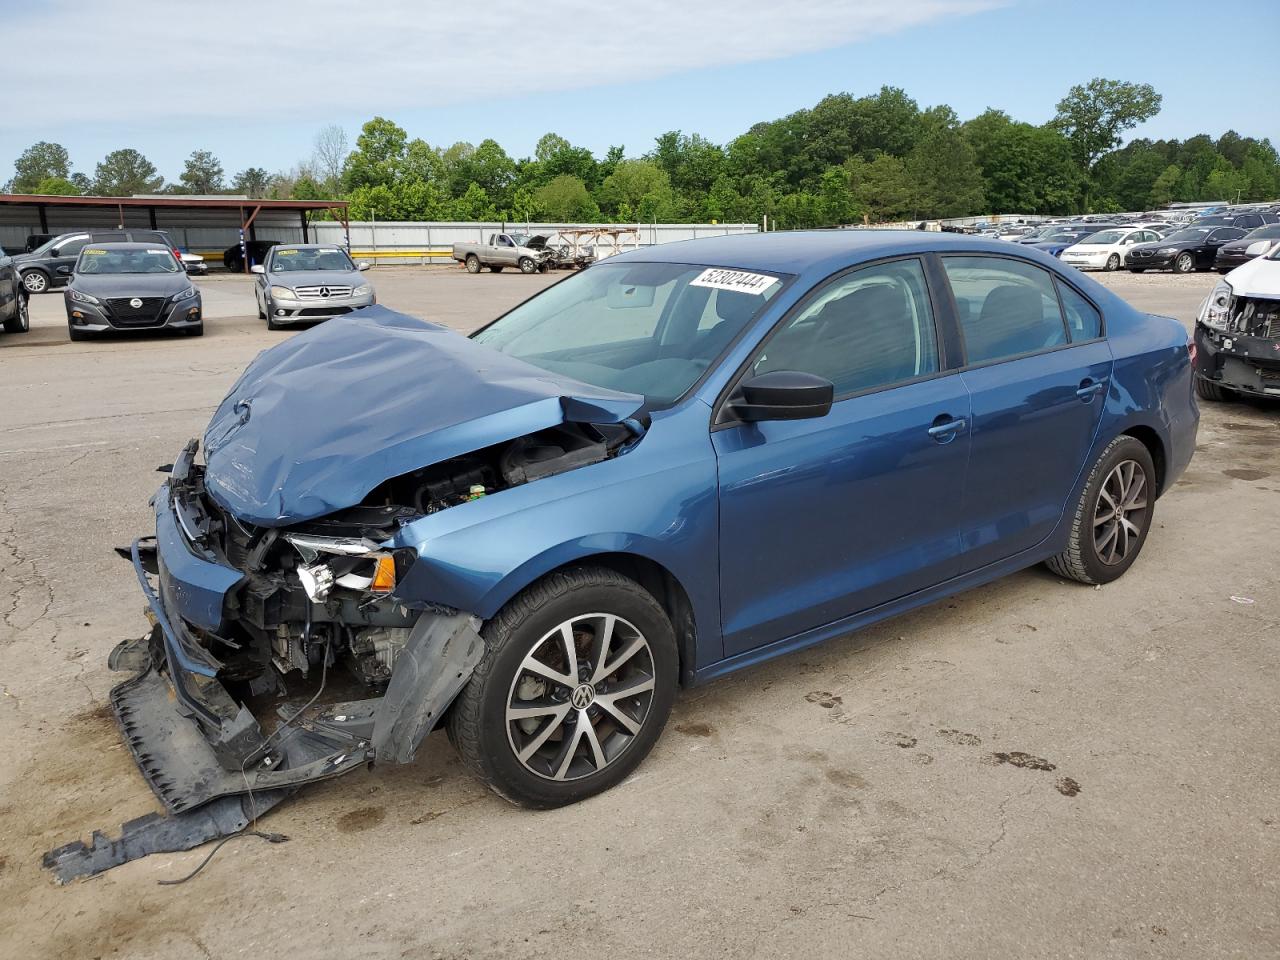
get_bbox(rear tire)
[1045,436,1155,586]
[465,255,481,274]
[21,270,48,294]
[1194,375,1232,402]
[447,566,677,809]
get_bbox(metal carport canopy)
[0,193,350,251]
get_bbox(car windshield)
[507,234,531,247]
[1163,228,1212,242]
[1245,224,1280,239]
[29,236,68,256]
[1082,230,1126,244]
[270,248,355,272]
[473,261,785,406]
[77,248,180,274]
[1044,231,1090,242]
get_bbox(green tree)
[92,148,163,195]
[1052,78,1162,175]
[964,110,1081,213]
[533,175,599,221]
[1148,164,1182,208]
[906,109,985,218]
[178,149,224,194]
[449,182,496,220]
[9,141,72,193]
[344,117,410,191]
[845,154,914,222]
[231,167,271,198]
[598,160,674,219]
[34,176,81,196]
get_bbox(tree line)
[7,79,1279,227]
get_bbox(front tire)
[518,257,537,274]
[447,566,677,808]
[1195,375,1232,402]
[3,292,29,333]
[1045,436,1155,585]
[1172,252,1194,274]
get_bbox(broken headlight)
[284,533,408,602]
[1199,280,1233,331]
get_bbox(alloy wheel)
[22,271,46,293]
[505,613,656,782]
[1093,459,1148,565]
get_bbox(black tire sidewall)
[466,575,677,807]
[1075,438,1156,584]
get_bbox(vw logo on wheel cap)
[129,297,143,308]
[570,683,596,709]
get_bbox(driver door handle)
[1076,377,1108,401]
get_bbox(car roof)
[81,241,175,251]
[606,229,1068,277]
[271,243,344,251]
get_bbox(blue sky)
[2,0,1277,186]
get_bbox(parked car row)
[3,236,377,343]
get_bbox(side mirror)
[732,370,834,422]
[250,264,265,274]
[56,265,73,276]
[357,261,371,271]
[1245,240,1271,257]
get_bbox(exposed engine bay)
[203,421,632,693]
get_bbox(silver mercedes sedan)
[251,243,375,329]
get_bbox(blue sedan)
[105,231,1199,835]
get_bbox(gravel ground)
[1,266,1277,960]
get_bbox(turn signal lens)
[371,555,396,594]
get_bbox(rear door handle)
[1076,377,1108,401]
[928,416,968,442]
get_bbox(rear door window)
[942,256,1068,364]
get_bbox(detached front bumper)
[1194,323,1280,398]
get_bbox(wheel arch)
[478,548,700,686]
[1120,424,1167,495]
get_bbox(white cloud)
[4,0,1004,127]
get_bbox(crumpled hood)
[1226,255,1280,297]
[202,306,643,526]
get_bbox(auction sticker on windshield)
[690,268,777,295]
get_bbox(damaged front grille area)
[1233,297,1280,340]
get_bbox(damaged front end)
[45,441,486,882]
[1195,279,1280,398]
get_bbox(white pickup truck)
[452,233,552,274]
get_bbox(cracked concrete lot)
[1,268,1277,959]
